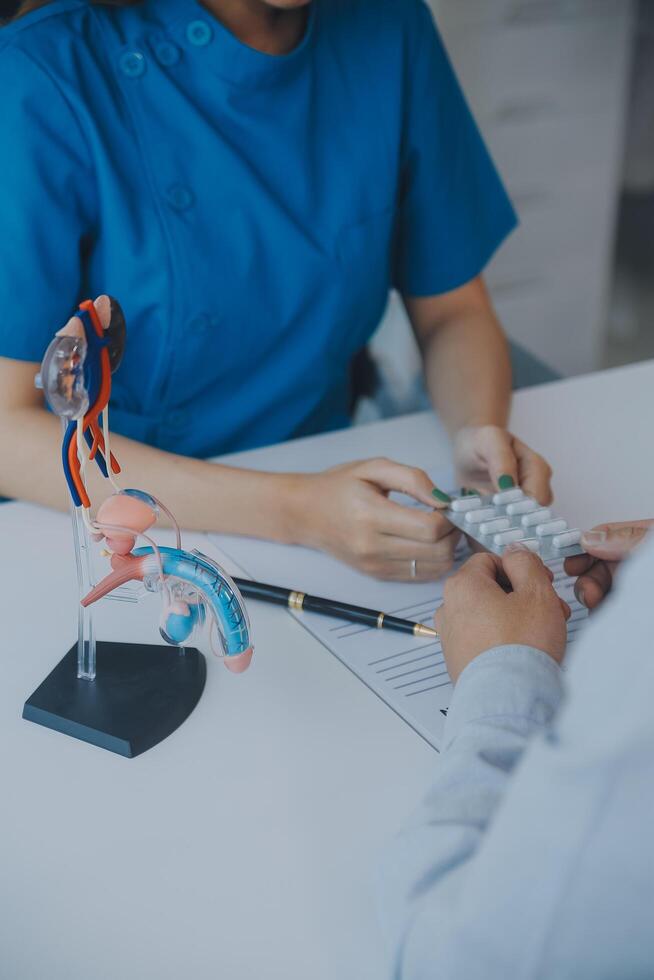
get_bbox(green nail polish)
[432,488,452,504]
[498,474,515,490]
[460,487,477,497]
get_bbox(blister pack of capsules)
[444,487,585,561]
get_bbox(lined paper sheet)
[312,575,455,747]
[210,468,588,749]
[308,560,587,748]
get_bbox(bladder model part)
[38,296,253,673]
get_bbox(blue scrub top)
[0,0,516,457]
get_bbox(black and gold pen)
[233,578,438,638]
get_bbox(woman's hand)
[453,425,553,504]
[435,546,571,683]
[564,521,653,611]
[291,458,459,581]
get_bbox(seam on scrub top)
[91,5,181,416]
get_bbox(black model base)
[23,641,207,758]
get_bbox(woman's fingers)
[356,457,451,510]
[375,497,455,544]
[453,427,553,505]
[475,427,519,490]
[512,437,553,505]
[453,426,517,491]
[373,527,460,562]
[361,521,460,579]
[316,458,459,579]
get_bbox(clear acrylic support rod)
[63,419,97,681]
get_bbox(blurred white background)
[367,0,653,418]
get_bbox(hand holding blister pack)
[444,488,585,561]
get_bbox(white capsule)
[464,507,497,525]
[536,519,568,537]
[493,528,525,546]
[520,538,541,553]
[506,499,539,516]
[521,508,552,527]
[552,529,582,549]
[480,517,511,534]
[492,488,524,505]
[451,496,482,513]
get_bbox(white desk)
[1,361,653,980]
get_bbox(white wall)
[372,0,635,384]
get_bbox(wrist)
[203,464,311,543]
[273,472,316,547]
[453,421,508,444]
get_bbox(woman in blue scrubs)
[0,0,553,581]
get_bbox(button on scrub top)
[0,0,517,457]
